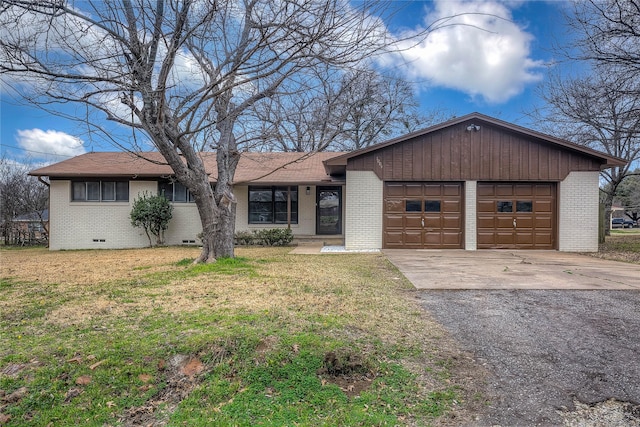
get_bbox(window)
[249,186,298,224]
[424,200,441,212]
[159,179,195,203]
[72,181,129,202]
[516,201,533,213]
[497,201,513,213]
[405,200,422,212]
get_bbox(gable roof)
[30,151,345,184]
[323,112,626,175]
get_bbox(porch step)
[293,236,344,246]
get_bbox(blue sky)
[0,0,571,164]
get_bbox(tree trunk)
[602,190,615,237]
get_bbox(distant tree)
[532,71,640,230]
[567,0,640,89]
[529,0,640,232]
[0,155,49,244]
[615,171,640,224]
[255,66,431,152]
[130,192,173,247]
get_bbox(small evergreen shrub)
[256,228,294,246]
[235,230,257,246]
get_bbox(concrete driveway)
[383,250,640,289]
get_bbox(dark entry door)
[317,186,342,235]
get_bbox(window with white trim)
[72,181,129,202]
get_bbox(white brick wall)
[344,171,383,250]
[49,181,330,250]
[49,180,153,250]
[464,180,477,250]
[558,171,600,252]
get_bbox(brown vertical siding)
[347,122,602,181]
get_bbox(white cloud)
[385,0,545,103]
[16,129,86,157]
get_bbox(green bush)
[256,228,294,246]
[130,192,173,247]
[234,230,257,246]
[234,228,294,246]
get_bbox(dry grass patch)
[1,246,480,426]
[589,231,640,264]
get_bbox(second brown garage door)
[384,182,463,249]
[477,183,556,249]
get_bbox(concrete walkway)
[383,250,640,290]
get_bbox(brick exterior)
[344,171,383,250]
[558,171,600,252]
[464,181,477,250]
[49,181,333,250]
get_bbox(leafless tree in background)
[0,155,49,244]
[529,0,640,232]
[254,65,429,152]
[0,0,432,262]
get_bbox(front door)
[317,186,342,235]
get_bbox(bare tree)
[254,65,437,152]
[528,0,640,233]
[568,0,640,80]
[614,170,640,224]
[0,155,49,244]
[0,0,424,262]
[531,71,640,231]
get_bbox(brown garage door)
[384,182,463,249]
[477,183,555,249]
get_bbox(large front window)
[72,181,129,201]
[249,186,298,224]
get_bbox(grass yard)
[591,229,640,264]
[0,247,475,426]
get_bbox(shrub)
[235,230,257,246]
[130,192,173,247]
[256,228,294,246]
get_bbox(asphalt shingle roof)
[30,151,346,184]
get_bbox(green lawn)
[0,247,464,426]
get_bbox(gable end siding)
[347,122,602,181]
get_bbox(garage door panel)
[404,231,423,244]
[404,184,423,197]
[535,184,553,196]
[385,200,404,212]
[477,200,496,213]
[515,217,533,228]
[534,200,553,213]
[495,217,514,228]
[516,232,533,245]
[496,185,514,196]
[443,200,461,212]
[514,184,534,196]
[443,184,461,196]
[384,182,463,249]
[535,233,553,245]
[478,182,555,249]
[442,232,462,245]
[534,217,553,228]
[442,216,462,228]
